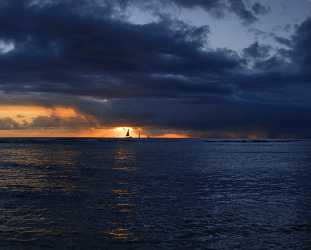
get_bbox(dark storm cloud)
[291,18,311,72]
[228,0,257,24]
[252,2,270,15]
[159,0,225,10]
[0,0,242,99]
[274,36,292,47]
[243,42,271,59]
[0,0,310,138]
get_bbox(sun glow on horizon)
[0,105,189,138]
[152,133,191,139]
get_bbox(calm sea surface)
[0,139,310,249]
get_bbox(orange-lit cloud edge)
[0,104,272,139]
[0,105,191,138]
[0,129,191,138]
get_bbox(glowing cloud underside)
[0,105,189,138]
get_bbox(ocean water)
[0,139,310,250]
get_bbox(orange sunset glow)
[0,105,79,122]
[0,105,188,138]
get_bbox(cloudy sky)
[0,0,310,138]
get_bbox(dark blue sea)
[0,139,310,249]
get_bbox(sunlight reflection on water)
[0,139,310,249]
[0,145,77,192]
[106,144,138,241]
